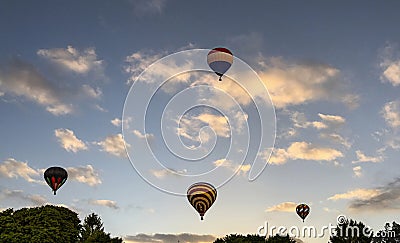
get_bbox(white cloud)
[266,202,296,212]
[150,168,187,178]
[97,134,130,157]
[258,57,358,109]
[328,188,381,201]
[353,166,363,178]
[124,50,164,84]
[89,199,119,209]
[111,117,132,128]
[352,150,384,164]
[0,60,73,115]
[381,100,400,128]
[0,158,40,183]
[380,43,400,86]
[213,159,250,176]
[111,118,122,127]
[82,84,102,99]
[132,130,154,140]
[67,165,101,186]
[320,133,352,149]
[54,128,88,153]
[177,112,230,144]
[287,141,343,161]
[264,142,343,165]
[37,46,103,74]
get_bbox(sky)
[1,1,400,242]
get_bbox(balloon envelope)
[187,182,217,220]
[296,204,310,222]
[207,47,233,81]
[44,167,68,195]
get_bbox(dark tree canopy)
[0,205,80,243]
[330,218,373,243]
[0,205,122,243]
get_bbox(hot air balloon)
[44,166,68,195]
[207,47,233,81]
[296,204,310,222]
[187,182,217,220]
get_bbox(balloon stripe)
[207,52,233,64]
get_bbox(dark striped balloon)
[296,203,310,222]
[207,47,233,81]
[187,182,217,220]
[44,166,68,195]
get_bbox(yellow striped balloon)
[187,182,217,220]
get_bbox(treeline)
[0,205,122,243]
[214,219,399,243]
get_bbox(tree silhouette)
[214,233,266,242]
[80,213,122,243]
[329,218,373,243]
[373,221,400,243]
[265,234,297,242]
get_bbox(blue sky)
[1,1,400,242]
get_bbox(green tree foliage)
[0,205,80,243]
[329,218,373,243]
[80,213,122,243]
[0,205,122,243]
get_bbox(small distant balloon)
[44,166,68,195]
[296,204,310,222]
[187,182,217,220]
[207,47,233,81]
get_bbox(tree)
[80,213,122,243]
[0,205,81,243]
[329,218,373,243]
[214,233,266,242]
[373,221,400,243]
[265,234,297,243]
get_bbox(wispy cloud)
[54,128,88,153]
[0,189,47,206]
[150,168,187,179]
[89,199,119,209]
[0,158,40,183]
[67,165,101,186]
[379,42,400,86]
[353,166,363,178]
[132,130,154,140]
[176,111,230,145]
[328,188,381,201]
[381,100,400,128]
[352,150,383,164]
[97,134,130,157]
[124,233,216,243]
[265,202,296,212]
[37,45,104,75]
[129,0,167,16]
[0,60,73,115]
[258,57,359,109]
[348,177,400,211]
[82,84,102,99]
[213,159,251,176]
